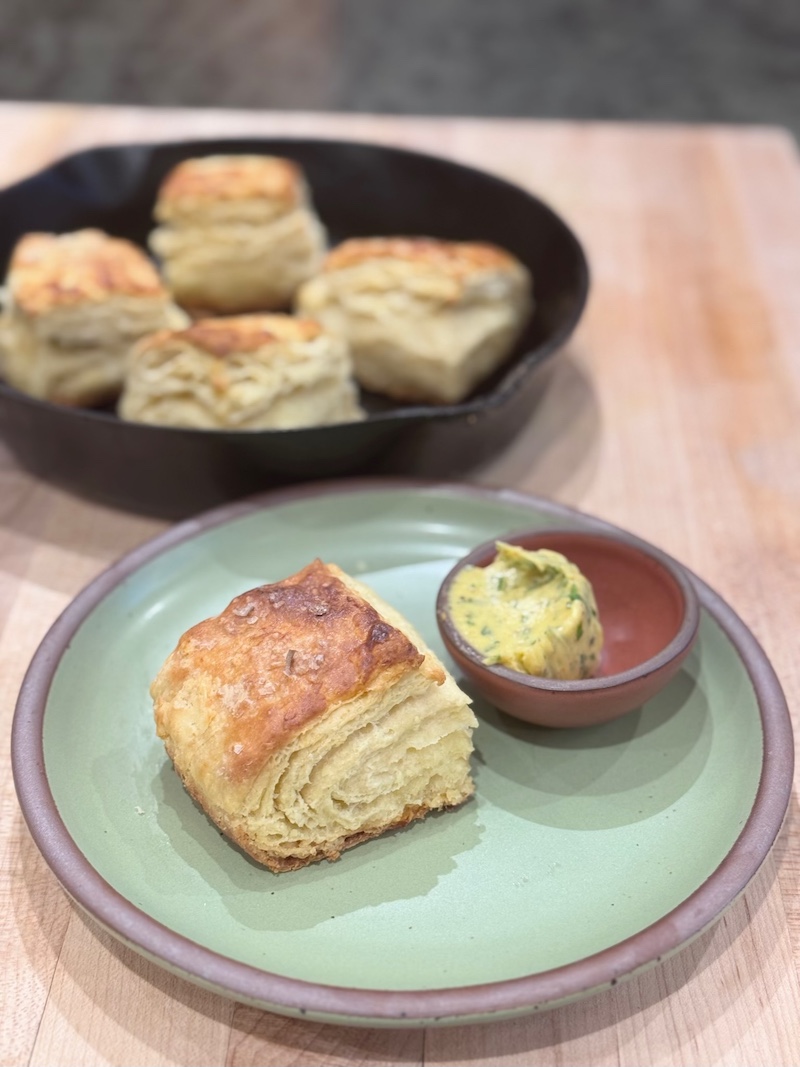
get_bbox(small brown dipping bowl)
[436,529,701,728]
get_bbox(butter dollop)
[448,542,604,680]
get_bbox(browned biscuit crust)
[137,313,324,361]
[322,236,520,278]
[7,230,167,315]
[153,560,437,786]
[154,155,303,214]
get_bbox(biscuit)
[151,560,477,871]
[295,237,533,405]
[118,313,364,429]
[149,155,327,313]
[0,229,187,405]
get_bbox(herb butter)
[448,542,604,680]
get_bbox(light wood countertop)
[0,102,798,1066]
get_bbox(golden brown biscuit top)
[323,237,521,277]
[155,155,303,208]
[7,230,167,315]
[153,560,427,783]
[137,314,324,359]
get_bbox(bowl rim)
[436,525,701,693]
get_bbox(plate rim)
[11,477,794,1025]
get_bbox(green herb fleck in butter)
[448,542,604,680]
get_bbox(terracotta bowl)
[436,528,701,728]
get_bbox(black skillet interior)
[0,138,590,518]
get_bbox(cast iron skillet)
[0,138,589,518]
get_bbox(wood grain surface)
[0,103,798,1066]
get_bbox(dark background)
[1,0,798,139]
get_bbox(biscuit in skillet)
[118,313,364,430]
[295,236,533,405]
[0,229,187,405]
[149,155,326,314]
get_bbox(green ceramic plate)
[12,480,792,1027]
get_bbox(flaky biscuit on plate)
[149,155,326,314]
[151,560,477,872]
[118,313,364,430]
[295,237,533,405]
[0,229,187,406]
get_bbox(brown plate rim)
[10,477,794,1025]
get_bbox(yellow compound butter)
[448,541,604,680]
